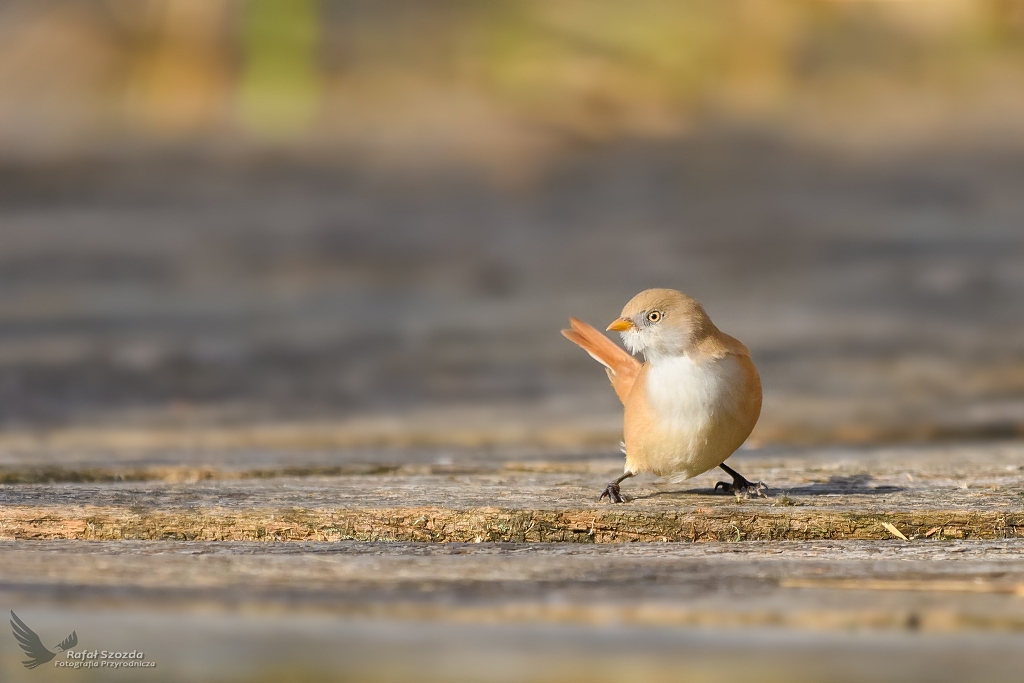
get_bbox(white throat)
[620,328,689,362]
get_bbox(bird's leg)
[600,472,634,503]
[715,463,768,497]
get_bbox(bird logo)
[10,611,78,669]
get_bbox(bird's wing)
[10,611,57,669]
[58,631,78,651]
[561,317,641,404]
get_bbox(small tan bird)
[562,288,766,502]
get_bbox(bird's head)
[607,288,715,360]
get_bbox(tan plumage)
[562,288,765,501]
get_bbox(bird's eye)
[647,310,662,323]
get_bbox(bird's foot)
[714,475,769,498]
[599,482,625,503]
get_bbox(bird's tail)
[561,317,641,403]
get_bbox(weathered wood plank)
[0,444,1022,542]
[1,505,1021,542]
[4,540,1024,633]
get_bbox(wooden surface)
[1,442,1023,542]
[6,538,1024,630]
[2,441,1024,682]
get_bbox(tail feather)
[561,317,641,403]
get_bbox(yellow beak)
[606,318,634,332]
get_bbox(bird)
[10,611,78,669]
[561,288,765,502]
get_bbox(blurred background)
[2,0,1024,450]
[3,2,1024,682]
[1,0,1024,448]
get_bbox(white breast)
[642,353,747,477]
[646,354,744,428]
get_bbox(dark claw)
[599,482,625,503]
[715,478,769,498]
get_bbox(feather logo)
[10,611,78,669]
